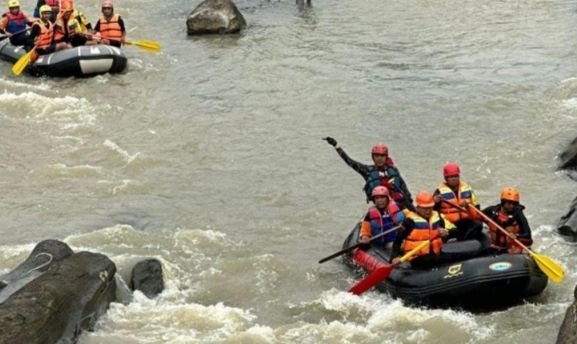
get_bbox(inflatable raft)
[0,40,127,77]
[342,224,548,309]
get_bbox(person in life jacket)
[53,3,95,47]
[358,186,405,250]
[432,162,484,242]
[34,0,59,22]
[391,191,456,269]
[0,0,35,48]
[472,187,533,254]
[93,0,126,48]
[323,136,414,210]
[29,5,70,55]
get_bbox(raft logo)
[443,264,464,279]
[489,262,512,272]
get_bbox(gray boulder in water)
[130,258,164,298]
[559,136,577,171]
[186,0,247,35]
[0,239,74,299]
[0,242,116,344]
[556,286,577,344]
[557,196,577,243]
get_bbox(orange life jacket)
[402,211,444,257]
[98,14,122,41]
[33,19,53,49]
[437,181,475,223]
[487,208,520,249]
[53,10,80,41]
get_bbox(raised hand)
[323,137,337,147]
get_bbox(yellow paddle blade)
[12,49,33,76]
[529,250,565,284]
[125,40,161,53]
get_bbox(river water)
[1,0,577,343]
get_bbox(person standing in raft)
[358,186,405,250]
[433,162,484,241]
[93,0,126,48]
[391,191,456,269]
[29,5,71,55]
[323,137,414,210]
[471,187,533,254]
[0,0,35,49]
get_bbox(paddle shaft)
[0,27,31,40]
[318,224,402,264]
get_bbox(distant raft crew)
[0,0,34,48]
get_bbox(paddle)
[442,199,565,284]
[0,27,31,42]
[124,40,160,53]
[349,240,429,295]
[11,48,36,76]
[318,224,402,264]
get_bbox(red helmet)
[415,191,435,208]
[443,162,460,178]
[371,143,388,155]
[102,0,113,8]
[371,186,389,198]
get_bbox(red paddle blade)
[348,264,393,295]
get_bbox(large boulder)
[559,136,577,171]
[130,258,164,298]
[0,248,116,344]
[186,0,247,35]
[557,285,577,343]
[0,239,74,303]
[557,196,577,243]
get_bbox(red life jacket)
[45,0,59,8]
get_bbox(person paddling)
[391,191,455,269]
[358,186,405,250]
[29,5,70,55]
[433,162,483,241]
[472,187,533,254]
[323,137,414,210]
[93,0,126,47]
[0,0,34,49]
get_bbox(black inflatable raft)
[342,224,548,309]
[0,40,127,77]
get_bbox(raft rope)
[26,252,54,274]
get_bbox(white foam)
[103,139,141,165]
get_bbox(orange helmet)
[415,191,435,208]
[500,187,519,203]
[443,162,460,178]
[101,0,113,8]
[371,186,389,198]
[371,143,388,155]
